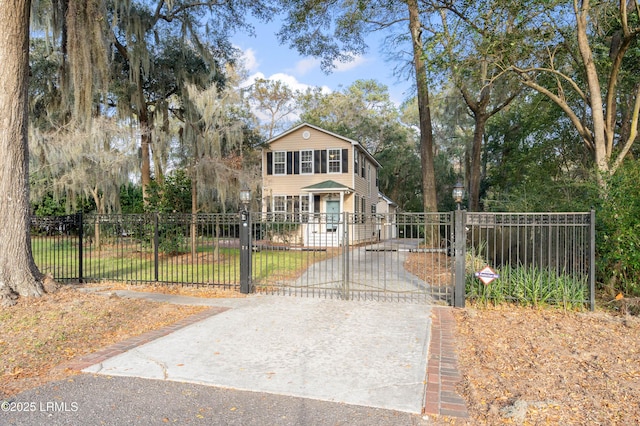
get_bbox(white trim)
[273,151,286,175]
[327,148,342,174]
[300,149,313,174]
[272,194,286,212]
[265,123,382,169]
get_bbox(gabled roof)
[264,123,382,169]
[302,180,354,192]
[378,192,398,207]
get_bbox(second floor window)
[273,151,286,175]
[301,150,313,174]
[328,149,341,173]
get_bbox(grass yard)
[31,236,336,287]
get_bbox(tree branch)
[611,83,640,174]
[512,65,588,103]
[512,66,595,151]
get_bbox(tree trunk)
[469,114,488,211]
[191,173,198,260]
[0,0,46,307]
[137,81,152,203]
[407,0,438,217]
[575,0,609,177]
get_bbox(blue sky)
[232,20,415,106]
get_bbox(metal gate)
[251,212,454,304]
[30,211,594,308]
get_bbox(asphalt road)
[1,375,429,425]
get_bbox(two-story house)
[261,123,382,246]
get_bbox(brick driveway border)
[423,307,469,419]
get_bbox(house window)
[354,194,360,222]
[300,195,310,222]
[361,197,366,223]
[354,150,359,175]
[301,150,313,174]
[273,195,286,213]
[273,151,286,175]
[328,149,341,173]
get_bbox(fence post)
[342,212,350,300]
[77,211,83,283]
[454,209,466,308]
[589,209,596,311]
[240,209,252,294]
[154,213,159,282]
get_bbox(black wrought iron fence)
[31,213,243,288]
[29,211,595,308]
[462,212,595,309]
[249,211,454,303]
[30,214,83,282]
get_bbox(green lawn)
[31,236,332,286]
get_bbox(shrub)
[596,161,640,297]
[466,265,587,310]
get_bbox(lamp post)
[452,181,465,210]
[239,188,251,294]
[452,181,466,307]
[240,189,251,208]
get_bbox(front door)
[326,200,340,232]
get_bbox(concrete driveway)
[82,294,432,414]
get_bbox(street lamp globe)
[452,182,465,207]
[239,188,251,206]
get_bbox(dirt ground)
[2,283,640,425]
[451,305,640,425]
[0,283,236,399]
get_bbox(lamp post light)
[239,188,252,294]
[240,188,251,208]
[452,181,465,210]
[452,181,466,307]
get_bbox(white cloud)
[291,54,369,75]
[241,72,332,126]
[239,47,260,73]
[293,58,321,76]
[243,72,331,94]
[333,54,370,72]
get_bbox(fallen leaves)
[0,285,208,398]
[453,306,640,424]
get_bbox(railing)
[463,212,595,310]
[32,213,243,288]
[30,211,595,309]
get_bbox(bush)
[466,265,588,310]
[596,160,640,297]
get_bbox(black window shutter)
[266,152,273,175]
[321,150,327,173]
[287,151,293,174]
[341,149,348,173]
[294,151,300,174]
[314,150,321,174]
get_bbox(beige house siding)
[261,123,384,246]
[261,124,379,214]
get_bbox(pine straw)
[451,305,640,425]
[0,285,214,398]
